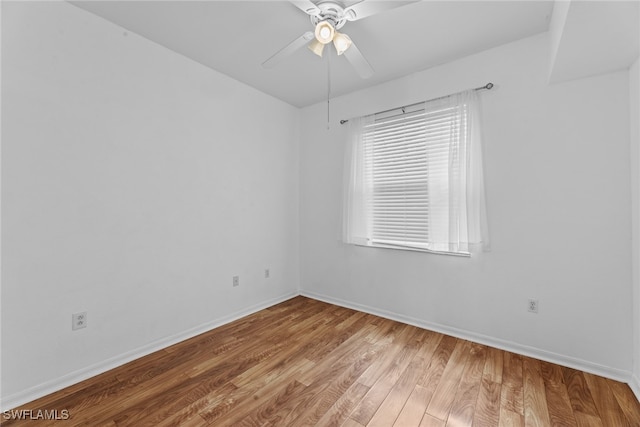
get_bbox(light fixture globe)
[333,32,352,55]
[314,20,335,44]
[308,38,325,57]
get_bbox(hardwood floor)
[3,296,639,426]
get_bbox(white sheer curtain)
[342,89,489,255]
[427,89,490,253]
[342,115,374,246]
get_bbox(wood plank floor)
[3,296,639,426]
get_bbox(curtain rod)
[339,82,494,125]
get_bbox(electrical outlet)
[72,312,87,330]
[528,299,539,313]
[265,269,270,279]
[233,276,239,287]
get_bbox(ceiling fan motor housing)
[310,1,350,30]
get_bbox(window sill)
[353,241,471,257]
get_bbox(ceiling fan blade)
[344,0,420,21]
[343,41,374,79]
[289,0,321,16]
[262,31,315,69]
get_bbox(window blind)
[362,103,468,250]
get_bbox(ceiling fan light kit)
[309,21,352,57]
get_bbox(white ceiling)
[549,0,640,84]
[71,0,554,107]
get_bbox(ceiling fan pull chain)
[327,47,331,130]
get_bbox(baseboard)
[1,291,297,411]
[300,290,632,384]
[4,289,635,411]
[631,373,640,402]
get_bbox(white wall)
[299,33,633,379]
[1,1,299,407]
[631,55,640,397]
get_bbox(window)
[343,89,489,255]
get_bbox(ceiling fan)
[262,0,418,79]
